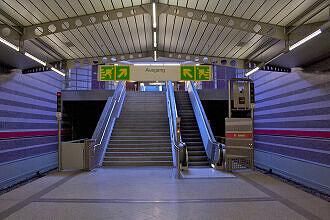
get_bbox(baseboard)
[0,152,58,189]
[255,150,330,195]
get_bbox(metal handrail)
[187,81,223,164]
[92,82,125,147]
[166,81,187,177]
[66,138,89,143]
[85,82,126,170]
[166,82,179,148]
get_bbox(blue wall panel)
[0,71,63,189]
[251,61,330,194]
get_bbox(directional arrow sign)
[196,66,211,81]
[116,66,130,81]
[99,66,115,81]
[180,66,195,81]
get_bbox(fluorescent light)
[164,63,180,66]
[154,51,157,61]
[24,52,46,66]
[153,31,157,47]
[51,67,65,76]
[195,63,200,66]
[289,29,322,51]
[245,67,260,76]
[133,63,149,66]
[0,36,19,51]
[114,63,118,65]
[152,2,156,28]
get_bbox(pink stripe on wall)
[0,130,62,138]
[254,129,330,138]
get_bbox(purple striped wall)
[0,71,64,164]
[251,60,330,167]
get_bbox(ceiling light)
[51,67,65,76]
[289,29,322,51]
[153,31,157,47]
[245,67,260,76]
[154,51,157,61]
[25,52,46,66]
[152,2,157,28]
[0,36,19,51]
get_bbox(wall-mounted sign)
[98,65,212,81]
[98,65,130,81]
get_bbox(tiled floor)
[0,167,329,220]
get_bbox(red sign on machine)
[226,133,253,138]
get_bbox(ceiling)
[0,0,329,71]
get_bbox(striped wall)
[251,60,330,194]
[0,70,64,189]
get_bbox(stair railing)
[84,81,126,170]
[166,81,187,178]
[187,81,223,166]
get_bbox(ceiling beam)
[0,7,23,40]
[66,51,153,69]
[157,51,247,69]
[19,2,289,41]
[245,0,329,64]
[159,3,287,40]
[22,4,148,40]
[65,50,248,69]
[15,2,327,42]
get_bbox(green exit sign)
[180,65,212,81]
[98,65,130,81]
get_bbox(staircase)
[174,91,209,167]
[103,91,172,166]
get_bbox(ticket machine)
[225,78,254,171]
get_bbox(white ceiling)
[0,0,329,69]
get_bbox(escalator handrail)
[188,81,222,163]
[188,81,216,143]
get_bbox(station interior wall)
[0,70,63,189]
[0,62,329,195]
[251,58,330,194]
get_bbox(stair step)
[111,136,170,140]
[102,161,172,166]
[189,161,210,166]
[111,131,170,136]
[108,143,170,147]
[109,140,170,145]
[180,133,201,137]
[187,147,205,151]
[185,141,203,145]
[108,147,171,152]
[189,156,209,161]
[188,151,207,156]
[105,152,172,156]
[104,156,172,161]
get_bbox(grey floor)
[0,167,329,220]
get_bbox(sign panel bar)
[98,65,212,81]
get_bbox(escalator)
[175,91,209,167]
[166,81,223,175]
